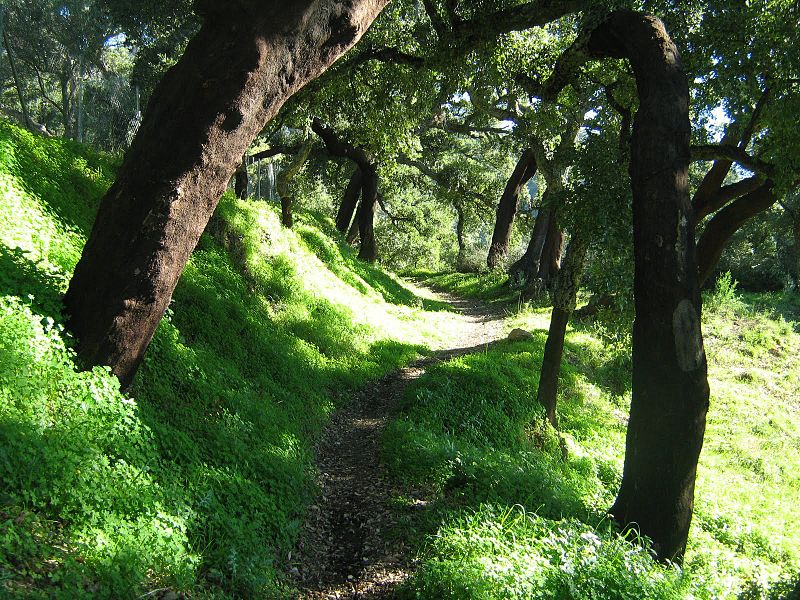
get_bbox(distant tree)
[312,118,380,261]
[487,148,537,269]
[0,1,119,139]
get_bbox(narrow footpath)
[292,287,507,599]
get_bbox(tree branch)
[604,83,632,151]
[453,0,588,43]
[311,118,373,170]
[690,145,774,178]
[738,85,771,150]
[344,0,588,75]
[696,181,777,285]
[422,0,449,38]
[695,175,764,222]
[248,144,300,162]
[398,155,494,211]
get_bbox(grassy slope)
[0,120,458,598]
[383,274,800,599]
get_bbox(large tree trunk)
[63,0,388,388]
[696,181,776,286]
[337,169,363,233]
[587,10,710,563]
[536,234,587,427]
[487,148,537,269]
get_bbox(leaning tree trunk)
[357,165,378,262]
[63,0,388,388]
[346,219,360,245]
[337,169,363,233]
[586,10,710,563]
[536,234,588,428]
[509,204,552,285]
[276,140,313,228]
[487,148,537,269]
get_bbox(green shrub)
[705,271,740,314]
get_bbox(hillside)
[0,120,461,598]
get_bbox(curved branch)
[694,175,764,222]
[454,0,588,43]
[696,181,777,285]
[690,145,774,178]
[311,118,373,170]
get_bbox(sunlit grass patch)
[396,505,690,600]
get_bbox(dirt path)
[292,287,508,599]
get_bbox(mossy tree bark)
[487,148,537,269]
[584,10,710,563]
[63,0,388,388]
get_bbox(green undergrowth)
[0,120,453,598]
[383,275,800,599]
[405,270,519,303]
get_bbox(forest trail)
[292,284,509,599]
